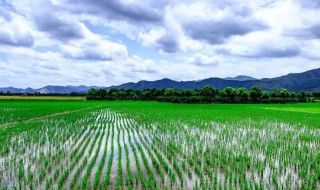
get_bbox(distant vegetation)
[1,85,319,103]
[0,96,85,101]
[0,92,86,96]
[0,92,86,101]
[87,85,320,103]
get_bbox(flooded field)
[0,101,320,189]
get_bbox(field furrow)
[1,102,319,190]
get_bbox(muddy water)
[89,123,109,183]
[100,126,113,183]
[3,108,317,189]
[123,119,139,180]
[77,128,104,181]
[62,131,97,189]
[109,124,119,184]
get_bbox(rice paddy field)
[0,101,319,189]
[0,96,85,101]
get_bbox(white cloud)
[190,53,221,66]
[0,0,320,88]
[60,34,128,61]
[0,8,34,47]
[218,31,301,58]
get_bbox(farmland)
[0,96,85,101]
[0,101,319,189]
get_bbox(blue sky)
[0,0,320,88]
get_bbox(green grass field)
[0,100,100,125]
[0,101,319,189]
[0,95,85,101]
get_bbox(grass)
[0,100,319,189]
[1,100,319,125]
[0,95,85,101]
[103,101,320,128]
[0,100,101,125]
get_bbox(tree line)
[87,85,319,103]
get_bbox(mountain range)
[1,68,320,93]
[224,75,257,81]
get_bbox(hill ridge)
[1,68,319,93]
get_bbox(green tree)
[88,88,97,96]
[200,85,216,102]
[154,89,163,97]
[164,88,174,97]
[201,85,216,97]
[261,91,270,103]
[241,91,249,102]
[130,91,139,100]
[97,89,107,99]
[279,89,289,101]
[184,89,194,97]
[250,86,262,103]
[142,90,152,100]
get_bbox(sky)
[0,0,320,88]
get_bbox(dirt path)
[0,106,102,128]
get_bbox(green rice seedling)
[104,124,115,188]
[94,124,110,189]
[1,101,320,189]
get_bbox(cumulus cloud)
[61,38,128,61]
[0,30,34,47]
[217,31,302,58]
[5,0,128,61]
[0,6,11,21]
[156,33,180,53]
[34,12,85,41]
[1,0,320,88]
[0,6,34,47]
[155,15,182,53]
[70,0,164,23]
[299,40,320,60]
[15,1,86,42]
[285,24,320,40]
[124,55,158,73]
[191,54,221,66]
[245,45,300,58]
[183,17,268,45]
[295,0,320,9]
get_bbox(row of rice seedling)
[0,109,101,189]
[70,111,108,189]
[110,105,320,189]
[126,116,185,189]
[0,101,99,125]
[1,105,319,189]
[93,123,111,189]
[103,118,115,188]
